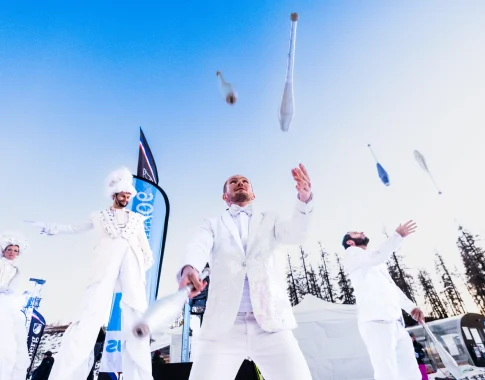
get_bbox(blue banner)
[100,175,170,373]
[131,176,170,304]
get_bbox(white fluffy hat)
[0,231,29,255]
[105,167,137,198]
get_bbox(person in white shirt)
[27,167,154,380]
[178,163,314,380]
[0,231,30,380]
[341,220,424,380]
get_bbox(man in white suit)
[27,167,154,380]
[178,164,314,380]
[341,221,424,380]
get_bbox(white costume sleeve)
[176,219,214,283]
[0,258,18,292]
[395,284,418,314]
[138,218,154,271]
[6,271,21,295]
[41,219,94,236]
[274,194,314,245]
[344,232,403,273]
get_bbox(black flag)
[26,309,46,374]
[137,127,159,185]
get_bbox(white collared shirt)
[228,208,253,313]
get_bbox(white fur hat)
[0,231,29,255]
[105,167,137,198]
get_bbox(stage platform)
[151,359,259,380]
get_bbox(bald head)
[222,175,255,206]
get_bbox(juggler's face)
[113,192,132,208]
[222,175,255,206]
[346,231,370,247]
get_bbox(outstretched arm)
[25,219,94,236]
[343,221,417,273]
[344,232,403,272]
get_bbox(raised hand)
[292,163,312,202]
[395,220,417,238]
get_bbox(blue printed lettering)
[106,339,122,353]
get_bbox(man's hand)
[292,163,312,203]
[411,308,425,323]
[179,266,207,298]
[395,220,417,238]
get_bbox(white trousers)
[0,293,29,380]
[189,312,312,380]
[358,320,421,380]
[49,247,153,380]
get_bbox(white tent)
[292,295,374,380]
[150,327,181,353]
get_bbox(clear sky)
[2,1,485,323]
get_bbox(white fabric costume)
[34,168,154,380]
[177,196,314,380]
[342,232,421,380]
[0,232,30,380]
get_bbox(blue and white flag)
[131,176,170,304]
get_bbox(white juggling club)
[413,149,442,195]
[420,321,462,379]
[216,71,237,105]
[133,268,211,338]
[279,12,299,132]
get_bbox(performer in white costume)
[178,164,314,380]
[28,167,154,380]
[341,221,424,380]
[0,231,30,380]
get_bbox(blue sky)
[2,1,485,323]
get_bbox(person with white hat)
[0,231,30,380]
[27,167,154,380]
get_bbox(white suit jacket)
[177,197,314,339]
[342,232,417,322]
[41,209,154,284]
